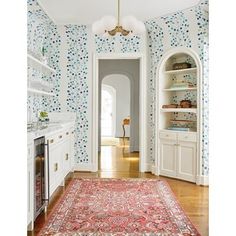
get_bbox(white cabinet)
[70,129,75,171]
[64,138,71,178]
[27,122,75,229]
[46,126,75,198]
[159,131,196,183]
[177,141,196,182]
[160,139,177,178]
[48,142,62,197]
[27,142,34,230]
[156,48,202,183]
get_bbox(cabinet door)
[48,145,61,197]
[177,141,196,182]
[70,129,75,171]
[160,139,177,178]
[62,139,71,178]
[27,158,34,229]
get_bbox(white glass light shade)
[101,15,117,31]
[132,21,146,35]
[92,20,106,35]
[121,15,138,31]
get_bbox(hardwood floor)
[28,138,209,236]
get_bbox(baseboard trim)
[196,175,209,186]
[151,165,159,175]
[130,146,139,152]
[142,163,151,172]
[74,163,96,172]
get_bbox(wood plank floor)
[28,138,208,236]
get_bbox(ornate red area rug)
[38,178,201,236]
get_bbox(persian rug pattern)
[38,178,201,236]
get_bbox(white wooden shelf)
[28,78,53,91]
[164,67,197,75]
[27,54,55,74]
[156,49,202,184]
[163,87,197,92]
[27,88,55,96]
[170,119,196,123]
[160,129,197,134]
[161,108,197,113]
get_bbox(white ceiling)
[37,0,201,25]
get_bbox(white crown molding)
[37,0,57,25]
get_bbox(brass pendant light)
[92,0,145,36]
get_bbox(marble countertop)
[27,120,75,141]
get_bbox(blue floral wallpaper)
[119,35,141,53]
[145,19,164,163]
[27,0,209,175]
[161,12,192,48]
[145,0,209,176]
[27,0,61,122]
[94,34,141,53]
[95,35,116,53]
[65,25,89,163]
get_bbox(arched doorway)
[101,84,116,137]
[99,74,138,173]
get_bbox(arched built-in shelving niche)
[154,47,203,185]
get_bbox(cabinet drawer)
[57,131,64,142]
[178,133,197,142]
[64,130,71,140]
[159,131,177,140]
[47,133,58,146]
[47,131,64,146]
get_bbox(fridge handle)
[43,140,50,203]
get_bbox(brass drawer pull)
[65,153,69,160]
[54,163,58,172]
[50,139,54,144]
[66,132,69,135]
[58,135,63,139]
[71,131,74,134]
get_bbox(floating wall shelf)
[164,67,197,75]
[160,108,197,113]
[27,88,55,97]
[27,54,56,74]
[28,78,53,91]
[163,87,197,92]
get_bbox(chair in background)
[122,117,130,138]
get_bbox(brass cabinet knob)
[65,153,69,160]
[58,135,63,139]
[50,139,54,144]
[54,163,58,172]
[66,132,69,135]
